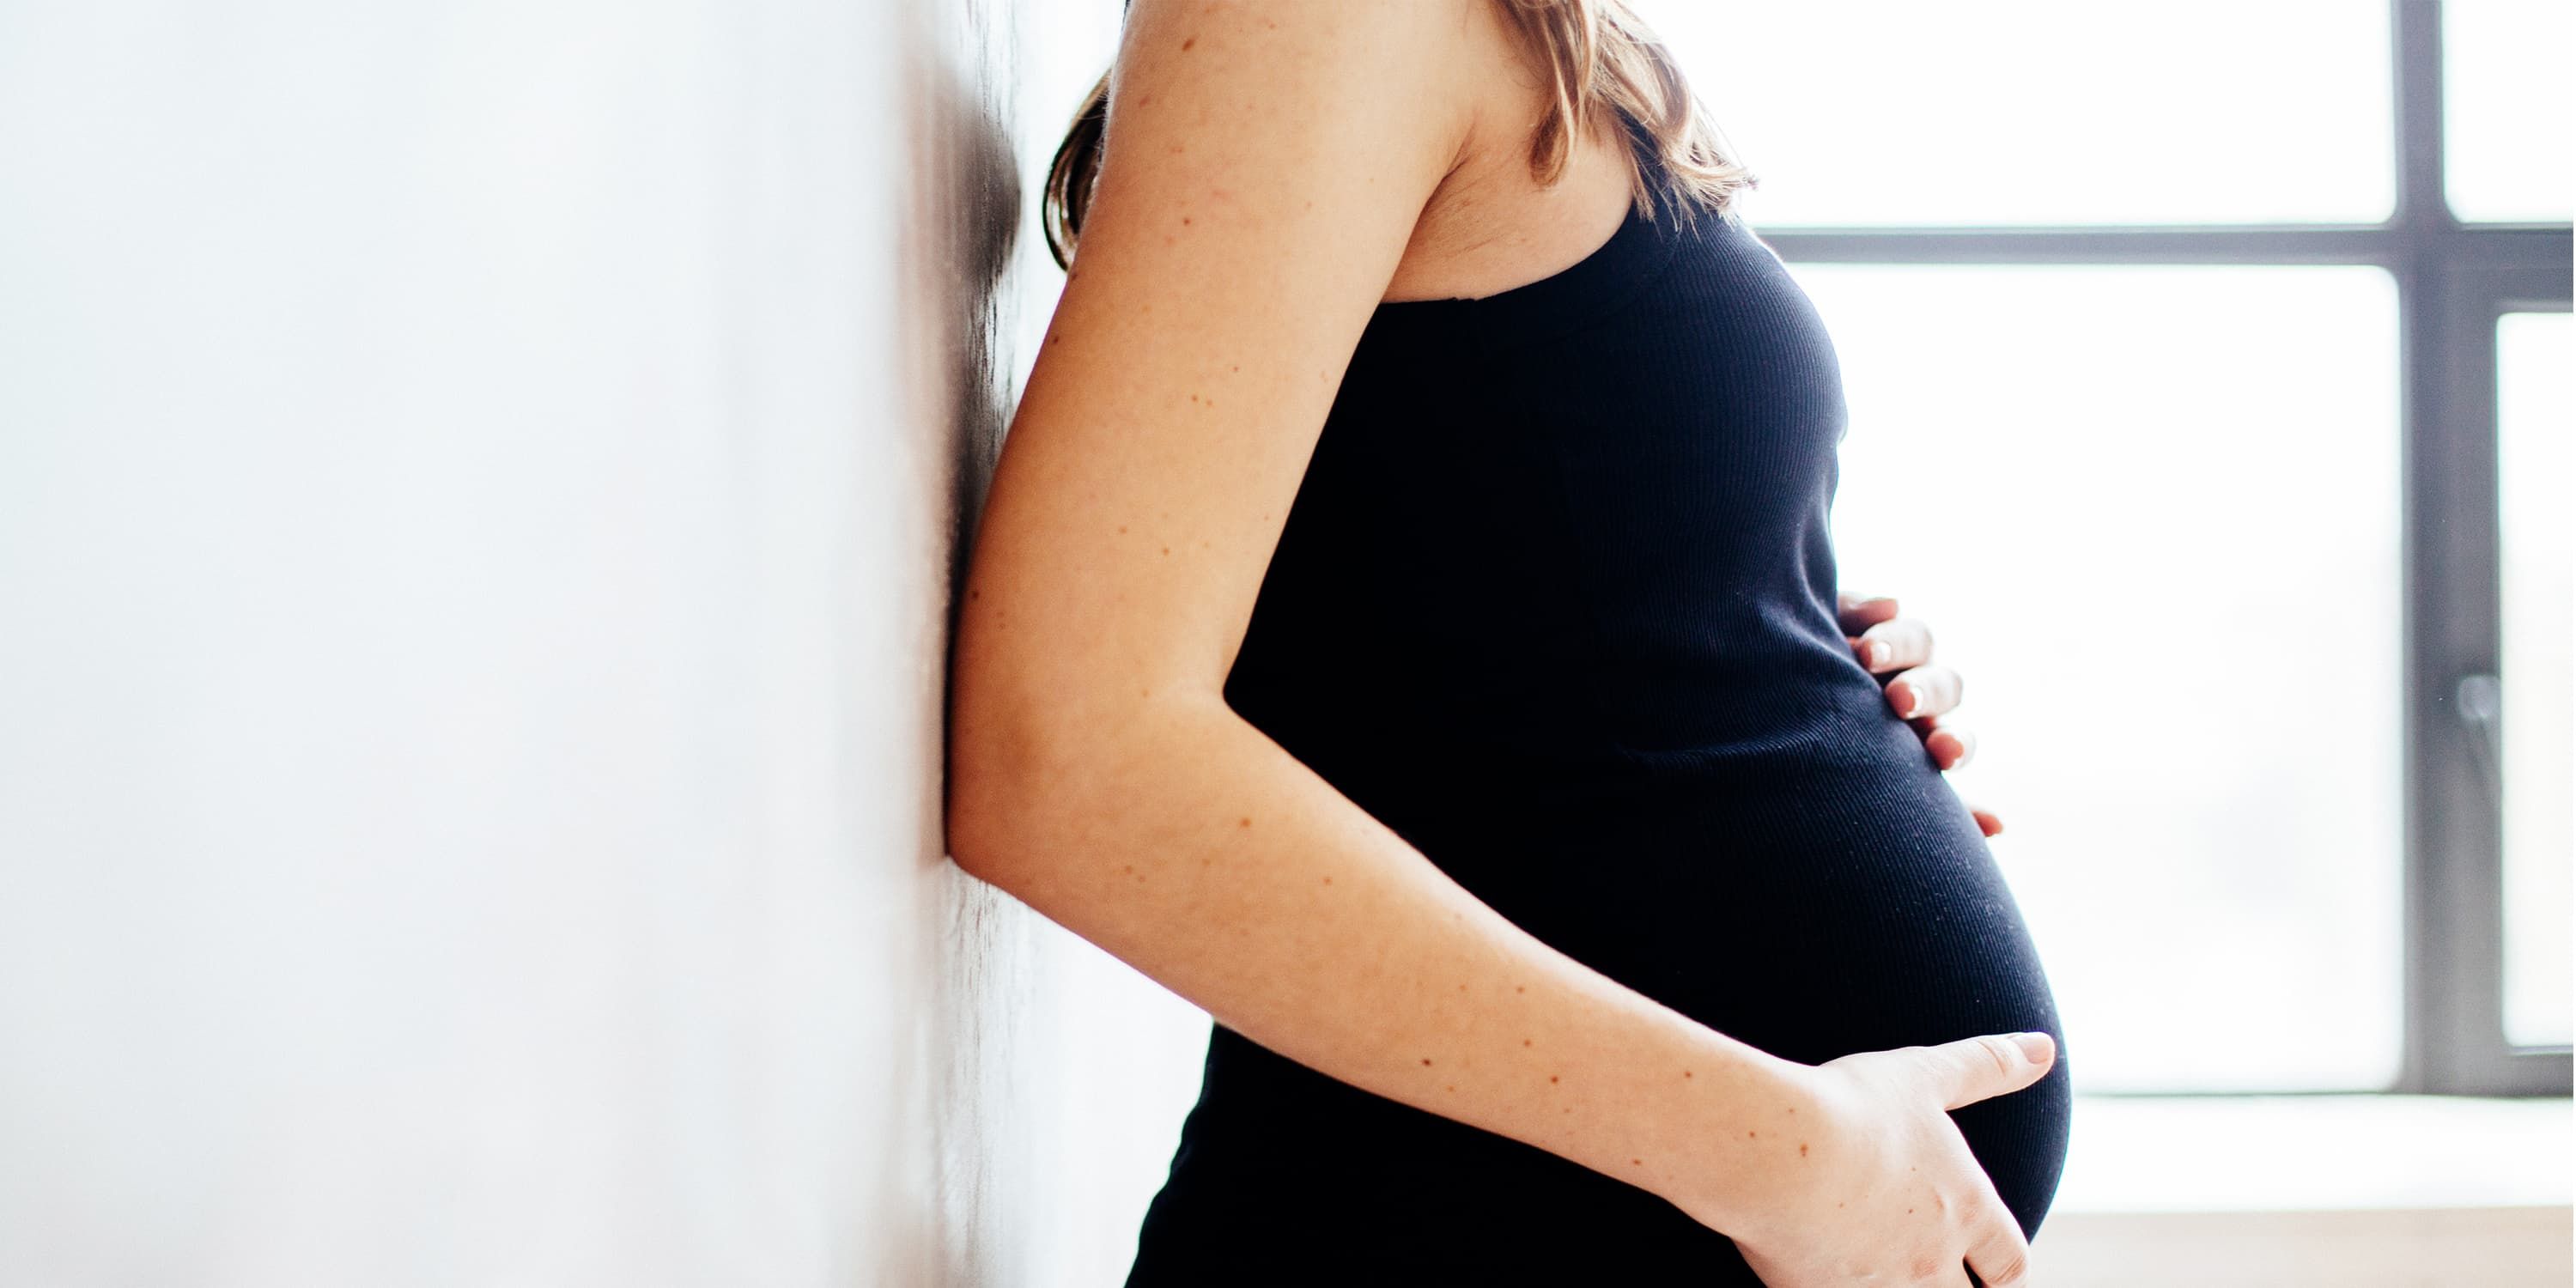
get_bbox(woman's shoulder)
[1381,13,1653,304]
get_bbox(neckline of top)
[1368,112,1702,337]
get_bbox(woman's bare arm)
[945,0,1808,1230]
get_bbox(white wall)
[0,0,1205,1283]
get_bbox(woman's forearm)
[946,690,1816,1230]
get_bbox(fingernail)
[2014,1032,2055,1060]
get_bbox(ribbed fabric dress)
[1121,110,2072,1284]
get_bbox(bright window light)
[1634,0,2394,227]
[1794,262,2405,1091]
[2499,310,2574,1049]
[2444,0,2576,223]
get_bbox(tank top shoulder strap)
[1364,106,1692,344]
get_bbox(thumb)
[1924,1030,2056,1111]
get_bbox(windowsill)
[2053,1093,2572,1214]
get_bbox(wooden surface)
[2034,1206,2573,1287]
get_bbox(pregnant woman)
[948,1,2071,1283]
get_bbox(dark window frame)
[1756,0,2572,1097]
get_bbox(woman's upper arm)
[954,0,1479,781]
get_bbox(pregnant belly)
[1131,718,2071,1282]
[1399,716,2075,1241]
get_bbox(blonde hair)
[1042,0,1757,270]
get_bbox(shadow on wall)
[897,0,1058,1283]
[922,7,1028,559]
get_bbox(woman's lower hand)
[1837,592,2000,837]
[1720,1031,2058,1288]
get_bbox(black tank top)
[1127,111,2071,1284]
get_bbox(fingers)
[1918,721,2001,833]
[1844,602,1997,834]
[1850,615,1932,674]
[1911,716,1975,769]
[1836,591,1899,635]
[1926,1031,2056,1111]
[1961,1212,2036,1288]
[1886,665,1963,720]
[1966,802,2004,837]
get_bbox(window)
[2443,0,2574,223]
[1643,0,2573,1095]
[2498,311,2573,1050]
[1805,265,2404,1091]
[1647,1,2394,228]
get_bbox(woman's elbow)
[945,692,1054,886]
[945,672,1118,889]
[946,673,1217,889]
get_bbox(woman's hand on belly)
[1838,591,1999,837]
[1719,1030,2058,1288]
